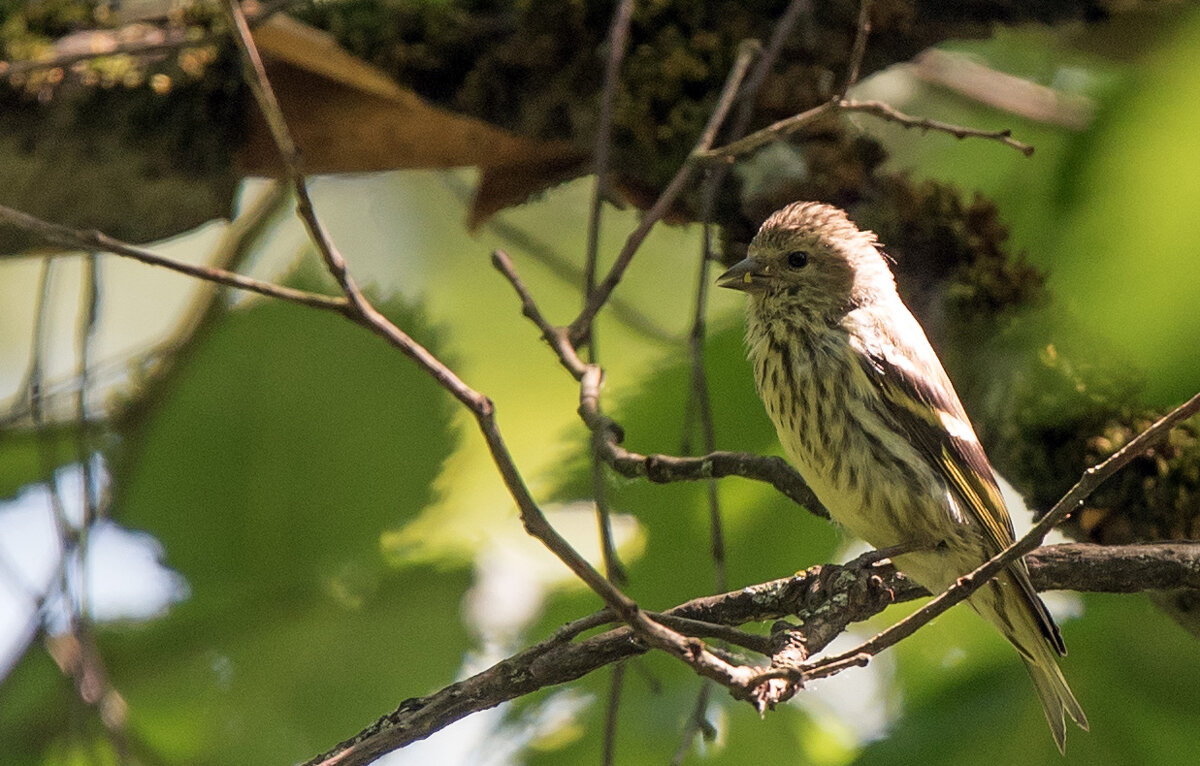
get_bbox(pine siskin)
[718,201,1087,752]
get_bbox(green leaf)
[5,291,472,764]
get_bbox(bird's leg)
[844,541,925,570]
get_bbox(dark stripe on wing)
[853,316,1066,655]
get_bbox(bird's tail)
[979,571,1094,758]
[1021,644,1089,754]
[977,571,1088,753]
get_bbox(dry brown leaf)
[240,15,587,225]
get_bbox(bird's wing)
[849,309,1014,547]
[849,307,1066,654]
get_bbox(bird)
[717,201,1087,752]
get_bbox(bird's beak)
[716,257,770,292]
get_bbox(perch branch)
[306,541,1200,764]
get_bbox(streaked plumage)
[719,201,1087,752]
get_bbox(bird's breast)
[747,317,951,550]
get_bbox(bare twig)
[683,223,726,590]
[0,203,349,314]
[839,99,1035,157]
[75,252,100,529]
[694,99,837,163]
[492,249,588,378]
[670,681,716,766]
[731,0,812,139]
[694,96,1034,163]
[568,39,759,344]
[584,0,635,306]
[601,661,626,766]
[585,0,637,591]
[802,390,1200,682]
[839,0,873,98]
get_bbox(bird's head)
[717,201,895,318]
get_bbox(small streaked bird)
[718,201,1087,752]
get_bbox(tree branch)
[307,541,1200,765]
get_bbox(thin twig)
[802,390,1200,682]
[585,0,636,590]
[16,258,55,422]
[670,681,715,766]
[592,431,627,582]
[684,223,725,591]
[839,99,1035,157]
[73,252,100,614]
[839,0,873,98]
[0,203,349,314]
[492,249,588,378]
[693,99,837,163]
[601,662,626,766]
[27,260,74,587]
[584,0,635,307]
[568,39,760,344]
[731,0,811,139]
[647,613,774,655]
[694,95,1034,163]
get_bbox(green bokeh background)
[3,7,1200,766]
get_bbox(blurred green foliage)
[2,4,1200,766]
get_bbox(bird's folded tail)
[1022,646,1089,754]
[978,572,1088,753]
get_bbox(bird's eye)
[786,251,809,269]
